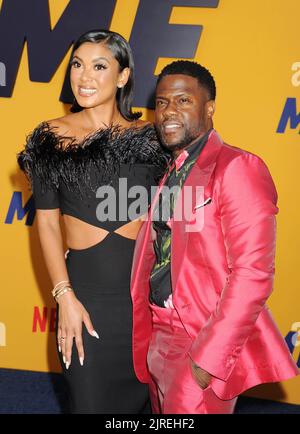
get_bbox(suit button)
[226,358,235,368]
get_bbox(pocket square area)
[194,197,212,210]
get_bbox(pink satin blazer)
[130,130,298,399]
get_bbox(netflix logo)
[32,306,56,333]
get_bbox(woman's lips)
[78,87,97,97]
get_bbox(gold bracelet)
[53,285,72,297]
[52,284,72,298]
[54,286,73,301]
[53,280,70,291]
[51,282,71,298]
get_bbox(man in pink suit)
[130,61,298,414]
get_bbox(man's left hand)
[190,359,212,390]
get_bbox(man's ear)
[206,100,216,118]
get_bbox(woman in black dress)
[17,29,167,413]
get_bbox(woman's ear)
[117,67,130,89]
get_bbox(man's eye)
[156,100,165,107]
[95,64,107,70]
[179,98,189,103]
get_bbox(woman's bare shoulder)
[46,113,79,136]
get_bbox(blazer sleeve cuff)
[188,344,240,382]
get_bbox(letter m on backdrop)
[5,192,35,226]
[277,98,300,133]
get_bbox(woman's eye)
[95,64,107,71]
[70,61,81,68]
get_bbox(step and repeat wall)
[0,0,299,404]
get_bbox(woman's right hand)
[56,291,99,369]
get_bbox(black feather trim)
[17,122,169,197]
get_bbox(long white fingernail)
[63,356,66,364]
[58,345,61,353]
[66,362,70,370]
[92,330,100,339]
[80,357,84,366]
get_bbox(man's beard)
[156,126,198,153]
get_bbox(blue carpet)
[0,368,299,414]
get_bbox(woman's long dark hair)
[70,29,141,121]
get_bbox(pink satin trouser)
[147,304,238,414]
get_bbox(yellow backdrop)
[1,0,299,405]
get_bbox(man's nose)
[163,101,177,118]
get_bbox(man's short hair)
[156,60,216,100]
